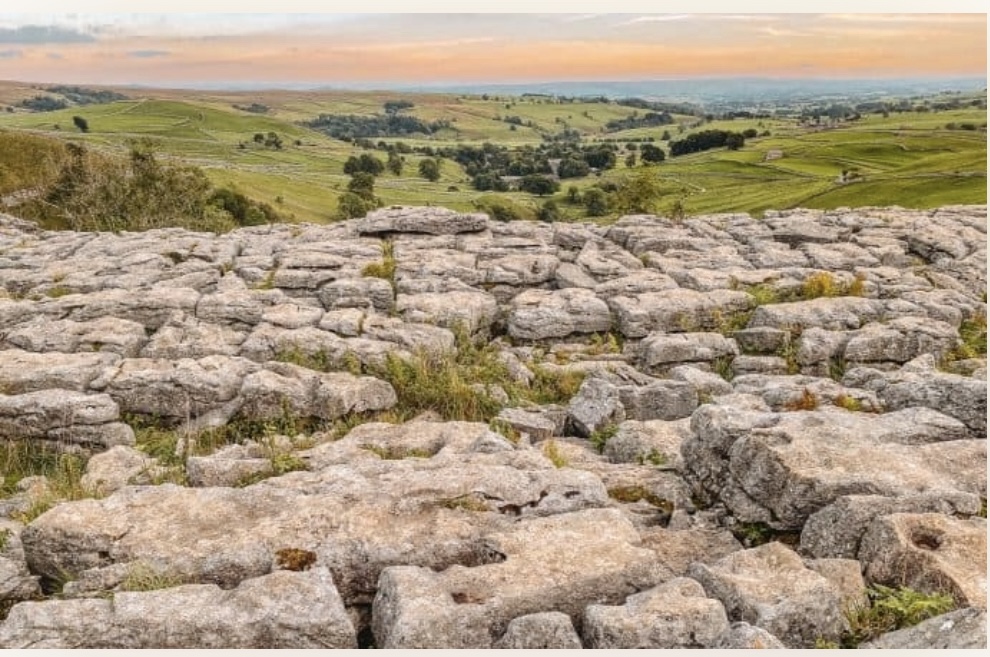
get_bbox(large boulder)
[0,568,356,648]
[582,577,730,648]
[689,542,846,648]
[508,288,612,340]
[372,509,667,648]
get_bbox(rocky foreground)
[0,205,986,648]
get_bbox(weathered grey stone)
[583,577,730,648]
[612,289,751,338]
[604,419,690,469]
[372,509,666,648]
[3,317,148,357]
[508,288,612,340]
[636,332,738,371]
[493,612,582,649]
[712,621,786,649]
[357,206,488,235]
[843,317,960,364]
[668,364,734,397]
[396,290,497,334]
[619,380,698,421]
[0,520,42,611]
[0,568,356,648]
[0,349,120,394]
[567,377,625,438]
[801,492,982,559]
[80,446,158,496]
[89,355,258,421]
[0,390,133,449]
[639,525,742,577]
[319,277,395,313]
[732,327,788,354]
[860,608,987,649]
[554,262,598,288]
[140,315,246,359]
[858,513,987,609]
[730,355,789,376]
[494,407,557,442]
[259,302,323,329]
[749,296,883,331]
[689,542,846,648]
[872,369,987,433]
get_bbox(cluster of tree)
[252,132,283,149]
[614,97,702,116]
[383,100,415,114]
[19,141,283,232]
[305,113,451,140]
[233,103,270,114]
[604,110,674,132]
[563,169,665,218]
[668,129,747,156]
[72,116,89,133]
[44,86,127,105]
[19,96,68,112]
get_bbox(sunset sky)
[0,8,985,88]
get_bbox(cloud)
[47,52,64,59]
[128,49,170,58]
[0,25,95,44]
[0,49,22,58]
[618,15,692,25]
[761,26,813,38]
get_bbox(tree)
[537,199,561,223]
[344,153,385,176]
[263,132,283,150]
[613,169,663,215]
[583,188,609,217]
[253,133,265,144]
[566,185,581,204]
[387,152,404,176]
[519,174,559,196]
[337,192,375,219]
[725,133,745,151]
[557,158,590,179]
[72,115,89,133]
[418,158,441,182]
[640,143,666,164]
[624,153,637,168]
[347,172,377,201]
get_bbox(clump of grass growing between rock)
[1,441,91,523]
[836,585,957,647]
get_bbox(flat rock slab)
[689,542,846,648]
[0,568,356,648]
[861,608,987,649]
[20,432,609,607]
[357,207,489,236]
[583,577,730,648]
[372,508,667,648]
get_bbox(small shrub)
[802,272,841,299]
[833,394,863,412]
[744,283,781,306]
[45,285,71,298]
[542,439,568,468]
[637,448,668,467]
[255,268,277,290]
[489,418,521,445]
[607,485,672,510]
[712,355,735,382]
[361,239,397,284]
[785,388,819,411]
[439,493,491,513]
[589,424,619,454]
[827,356,847,382]
[0,528,9,552]
[275,548,317,572]
[847,273,867,297]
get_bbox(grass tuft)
[542,439,568,468]
[840,585,956,647]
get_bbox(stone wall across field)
[0,205,986,649]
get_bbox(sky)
[0,7,986,87]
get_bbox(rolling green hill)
[1,82,985,225]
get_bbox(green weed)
[840,585,956,647]
[589,424,619,454]
[119,562,188,592]
[542,439,568,468]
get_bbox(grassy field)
[1,81,985,223]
